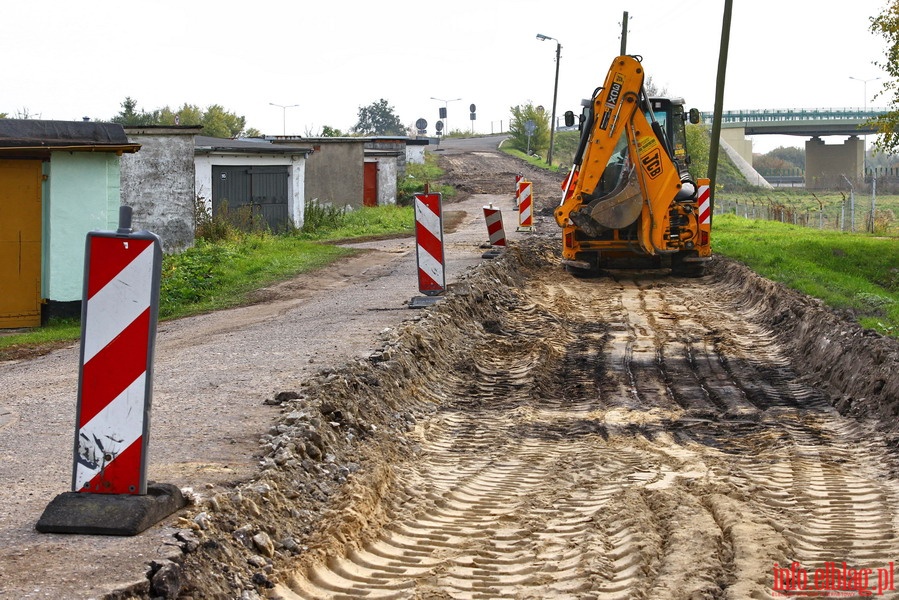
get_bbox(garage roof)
[0,119,140,154]
[195,135,313,156]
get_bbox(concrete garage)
[0,119,140,326]
[121,125,203,252]
[194,136,312,231]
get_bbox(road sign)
[415,118,427,130]
[435,120,444,132]
[469,104,476,113]
[525,120,536,135]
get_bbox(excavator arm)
[555,55,698,260]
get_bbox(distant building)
[194,136,313,231]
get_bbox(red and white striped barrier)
[698,183,711,225]
[73,220,161,495]
[414,192,445,295]
[515,174,523,205]
[517,179,534,231]
[483,204,506,247]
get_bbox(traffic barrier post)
[482,204,506,259]
[517,179,534,231]
[410,192,446,308]
[36,206,186,535]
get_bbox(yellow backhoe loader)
[555,55,711,276]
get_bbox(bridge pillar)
[805,136,863,190]
[720,127,753,165]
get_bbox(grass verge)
[713,213,899,336]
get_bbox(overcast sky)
[2,0,891,153]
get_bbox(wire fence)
[715,188,895,235]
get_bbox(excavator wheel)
[670,252,706,278]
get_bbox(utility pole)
[536,33,561,167]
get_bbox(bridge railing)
[702,108,888,124]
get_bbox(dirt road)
[267,244,899,600]
[3,142,899,599]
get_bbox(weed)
[302,200,346,234]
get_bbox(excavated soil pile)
[161,234,899,599]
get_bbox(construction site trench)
[175,149,899,599]
[5,146,899,600]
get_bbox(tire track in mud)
[275,262,899,599]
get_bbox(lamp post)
[848,76,880,172]
[430,96,461,136]
[536,33,561,167]
[269,102,299,136]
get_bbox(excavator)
[554,54,711,277]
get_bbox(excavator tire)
[670,252,706,278]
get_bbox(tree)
[508,102,550,155]
[766,146,805,170]
[869,2,899,152]
[352,99,405,136]
[321,125,345,137]
[111,97,158,126]
[201,104,246,138]
[109,98,252,137]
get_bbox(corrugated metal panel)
[212,165,289,231]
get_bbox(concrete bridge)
[705,108,888,188]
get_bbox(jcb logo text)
[642,149,663,179]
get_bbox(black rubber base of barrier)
[409,296,445,309]
[481,249,504,259]
[35,482,187,536]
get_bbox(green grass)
[298,204,413,242]
[158,235,356,319]
[502,147,563,172]
[713,213,899,336]
[0,318,81,355]
[398,153,455,204]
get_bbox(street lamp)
[537,33,561,166]
[430,96,461,136]
[849,76,881,170]
[269,102,299,136]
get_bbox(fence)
[714,189,894,235]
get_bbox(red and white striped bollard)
[413,192,445,296]
[73,207,162,495]
[517,179,534,231]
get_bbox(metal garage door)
[212,165,290,231]
[363,161,378,207]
